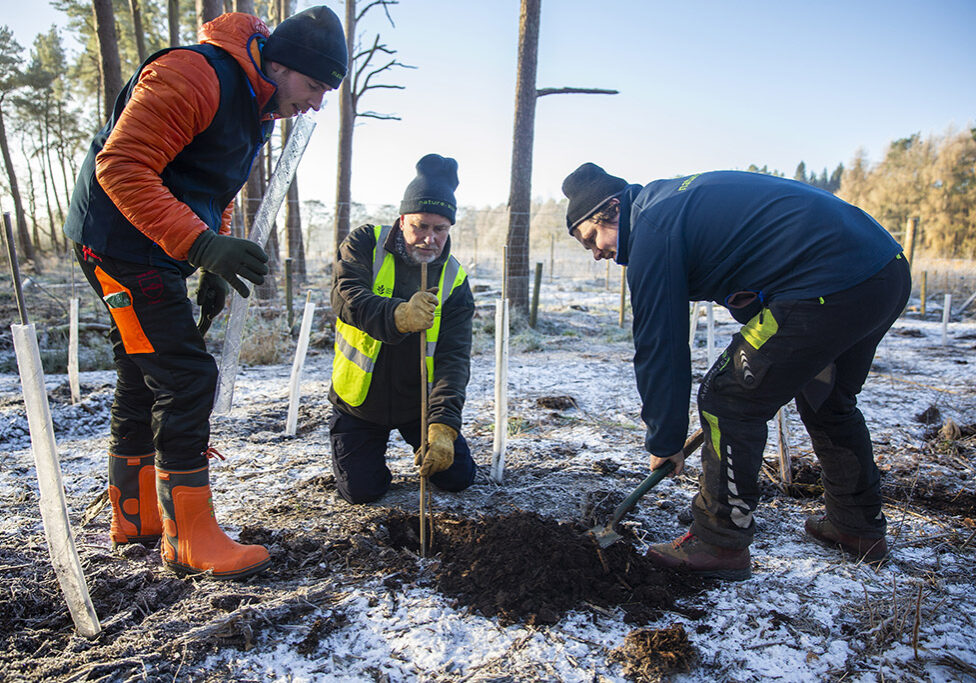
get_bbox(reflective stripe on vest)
[333,225,467,407]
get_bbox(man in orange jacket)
[63,7,346,579]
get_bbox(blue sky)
[3,0,975,208]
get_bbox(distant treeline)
[445,127,976,262]
[838,129,976,259]
[750,129,976,259]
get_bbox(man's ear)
[264,60,286,77]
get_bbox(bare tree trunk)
[55,101,74,249]
[196,0,221,26]
[23,146,40,251]
[129,0,148,62]
[0,106,35,266]
[333,0,356,254]
[254,144,278,299]
[42,103,65,225]
[233,0,254,13]
[93,0,123,121]
[243,164,262,238]
[505,0,541,313]
[168,0,180,46]
[281,118,305,282]
[285,179,305,282]
[36,144,57,247]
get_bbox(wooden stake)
[618,264,627,327]
[912,584,923,660]
[776,407,792,486]
[419,262,430,557]
[706,302,715,366]
[549,234,554,282]
[920,271,927,317]
[530,262,542,328]
[903,217,917,266]
[491,246,510,484]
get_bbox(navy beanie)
[400,154,459,224]
[561,162,628,232]
[264,6,347,89]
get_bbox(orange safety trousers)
[74,242,217,470]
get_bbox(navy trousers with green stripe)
[692,255,911,550]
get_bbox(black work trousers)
[693,255,911,549]
[329,408,477,504]
[75,243,215,470]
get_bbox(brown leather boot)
[156,464,270,580]
[108,452,162,548]
[805,515,888,563]
[645,531,751,580]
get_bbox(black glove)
[187,230,269,298]
[196,270,228,335]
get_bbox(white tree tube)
[68,297,80,404]
[942,293,951,346]
[285,299,316,437]
[490,298,509,484]
[214,115,316,414]
[688,301,700,347]
[12,323,100,638]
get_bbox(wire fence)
[3,202,976,351]
[301,202,976,316]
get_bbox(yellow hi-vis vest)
[332,224,468,407]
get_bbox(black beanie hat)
[264,6,347,89]
[561,162,628,232]
[399,154,459,224]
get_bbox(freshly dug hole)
[377,509,706,626]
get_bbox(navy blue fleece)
[618,171,901,456]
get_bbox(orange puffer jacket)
[91,13,277,262]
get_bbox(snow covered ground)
[1,273,974,682]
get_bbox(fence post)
[549,234,555,282]
[618,265,627,327]
[706,302,715,366]
[530,262,542,328]
[920,271,927,317]
[903,217,917,266]
[284,258,294,329]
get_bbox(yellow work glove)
[394,287,438,333]
[415,423,457,477]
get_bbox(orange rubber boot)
[108,452,162,548]
[156,464,270,580]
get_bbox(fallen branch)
[912,584,922,659]
[169,583,336,650]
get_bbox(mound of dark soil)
[883,479,976,517]
[759,458,824,499]
[376,510,706,626]
[536,395,578,410]
[609,623,696,681]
